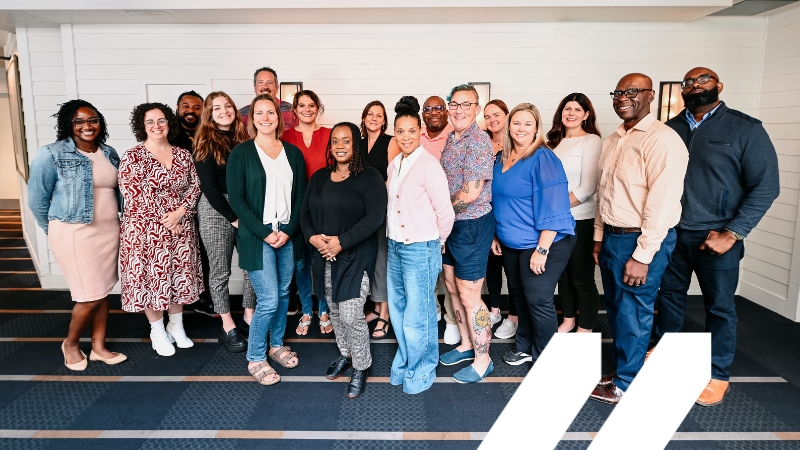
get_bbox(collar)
[685,102,722,129]
[451,121,481,141]
[392,145,426,167]
[615,112,657,137]
[422,122,454,141]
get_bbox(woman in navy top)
[491,103,575,367]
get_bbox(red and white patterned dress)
[118,144,204,312]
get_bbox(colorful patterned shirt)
[440,121,494,221]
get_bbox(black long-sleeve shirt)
[194,132,237,222]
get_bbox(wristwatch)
[724,228,744,241]
[535,246,549,256]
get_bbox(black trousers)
[557,219,601,329]
[486,252,517,315]
[502,235,575,361]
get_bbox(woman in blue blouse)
[491,103,575,367]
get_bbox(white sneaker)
[436,312,442,322]
[495,318,518,339]
[149,318,176,356]
[489,312,502,327]
[443,323,461,345]
[166,313,194,348]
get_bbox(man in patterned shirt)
[437,84,497,383]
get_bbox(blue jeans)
[246,240,295,363]
[599,227,676,391]
[296,243,327,316]
[656,228,743,381]
[387,238,441,394]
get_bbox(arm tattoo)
[461,183,470,194]
[453,200,468,214]
[475,180,480,188]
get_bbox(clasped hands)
[161,207,186,236]
[264,230,290,249]
[309,234,342,261]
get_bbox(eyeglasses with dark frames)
[72,118,100,126]
[610,88,654,100]
[144,118,168,127]
[422,105,446,113]
[681,74,718,89]
[448,101,479,111]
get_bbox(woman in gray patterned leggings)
[300,122,388,399]
[193,92,257,353]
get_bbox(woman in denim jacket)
[28,99,127,371]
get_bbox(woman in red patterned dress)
[119,103,204,357]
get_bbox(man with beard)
[239,66,297,131]
[589,73,688,405]
[655,67,779,406]
[172,91,203,151]
[419,96,458,339]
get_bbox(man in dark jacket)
[657,67,780,407]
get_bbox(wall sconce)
[279,82,303,105]
[469,82,491,130]
[658,81,685,123]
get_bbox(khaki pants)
[435,272,456,325]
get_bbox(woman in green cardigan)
[227,94,306,386]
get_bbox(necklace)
[336,167,351,180]
[75,143,98,153]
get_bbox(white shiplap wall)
[742,2,800,320]
[18,16,773,297]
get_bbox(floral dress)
[118,144,204,312]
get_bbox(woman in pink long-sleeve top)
[385,96,455,394]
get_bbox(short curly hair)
[53,99,109,145]
[129,102,180,143]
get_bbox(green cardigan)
[226,140,306,271]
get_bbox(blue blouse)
[491,147,575,250]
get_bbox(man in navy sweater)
[656,67,780,407]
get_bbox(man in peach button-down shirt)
[589,73,689,405]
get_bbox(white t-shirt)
[254,141,293,231]
[552,134,602,221]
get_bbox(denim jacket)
[28,138,122,234]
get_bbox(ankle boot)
[166,313,194,348]
[150,318,176,356]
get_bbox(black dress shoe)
[346,368,368,399]
[193,298,220,318]
[219,326,247,353]
[325,355,352,380]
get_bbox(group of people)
[28,64,779,407]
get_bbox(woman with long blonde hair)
[490,103,576,367]
[194,91,256,353]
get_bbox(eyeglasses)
[422,105,446,114]
[144,118,168,127]
[681,74,718,89]
[448,101,478,111]
[610,88,654,100]
[72,118,100,126]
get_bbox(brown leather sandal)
[269,345,299,368]
[248,362,280,385]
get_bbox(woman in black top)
[193,92,255,353]
[300,122,388,399]
[360,101,392,339]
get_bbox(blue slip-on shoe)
[453,360,494,384]
[439,348,475,366]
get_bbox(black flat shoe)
[325,355,352,380]
[219,326,247,353]
[238,320,250,337]
[346,368,368,399]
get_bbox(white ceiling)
[0,1,738,32]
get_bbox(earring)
[582,120,587,128]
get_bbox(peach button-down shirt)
[420,123,455,161]
[594,113,689,264]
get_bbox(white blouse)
[254,142,293,231]
[552,134,602,221]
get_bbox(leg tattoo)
[455,310,463,324]
[473,307,491,356]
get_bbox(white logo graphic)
[481,333,710,450]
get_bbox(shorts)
[441,211,496,281]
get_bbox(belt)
[604,225,642,234]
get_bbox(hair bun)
[394,96,420,115]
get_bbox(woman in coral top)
[281,90,332,336]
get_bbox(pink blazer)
[386,148,454,244]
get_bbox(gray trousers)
[197,194,256,314]
[325,262,372,370]
[371,225,388,302]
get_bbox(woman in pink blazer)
[385,96,455,394]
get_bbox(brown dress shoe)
[598,371,616,386]
[590,381,623,405]
[696,379,730,407]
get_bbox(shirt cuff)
[631,247,655,265]
[593,228,604,242]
